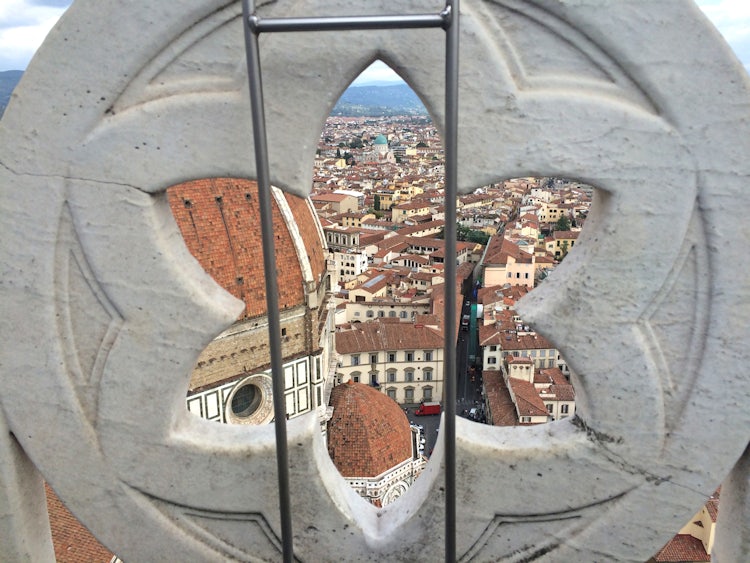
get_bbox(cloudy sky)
[1,0,748,79]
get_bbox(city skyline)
[1,1,748,76]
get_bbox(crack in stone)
[571,415,710,499]
[0,160,148,193]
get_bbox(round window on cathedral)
[231,383,262,418]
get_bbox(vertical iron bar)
[241,1,295,562]
[443,1,460,562]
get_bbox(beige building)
[344,299,431,324]
[391,200,433,223]
[310,192,359,213]
[339,211,375,228]
[481,236,536,288]
[650,491,719,562]
[545,229,580,259]
[336,321,444,405]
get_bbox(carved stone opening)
[2,1,750,561]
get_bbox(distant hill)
[0,70,23,117]
[332,83,427,117]
[0,72,426,119]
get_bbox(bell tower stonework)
[1,1,750,561]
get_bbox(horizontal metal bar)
[249,9,450,34]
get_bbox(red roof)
[653,534,709,562]
[336,321,443,354]
[327,381,412,477]
[46,484,114,562]
[168,178,326,319]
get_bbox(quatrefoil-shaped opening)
[166,60,589,511]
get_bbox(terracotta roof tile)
[336,321,443,354]
[327,381,412,477]
[507,378,549,417]
[45,484,114,562]
[483,370,520,427]
[653,534,710,562]
[167,178,325,319]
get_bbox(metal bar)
[443,2,460,562]
[241,1,294,561]
[249,11,449,34]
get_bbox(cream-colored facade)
[482,251,536,288]
[392,202,432,223]
[336,323,445,405]
[344,300,431,324]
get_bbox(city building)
[481,236,536,288]
[650,490,720,562]
[335,321,444,405]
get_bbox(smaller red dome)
[327,382,412,478]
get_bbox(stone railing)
[1,1,749,561]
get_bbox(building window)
[230,384,262,419]
[546,404,553,413]
[406,351,414,362]
[487,357,497,365]
[561,404,569,414]
[423,387,433,401]
[530,350,536,357]
[389,310,396,317]
[405,370,414,382]
[387,388,397,400]
[424,350,433,361]
[400,311,408,318]
[351,354,360,366]
[387,370,396,383]
[370,353,378,364]
[388,352,396,362]
[521,416,531,423]
[354,311,360,317]
[540,349,546,357]
[424,369,433,381]
[489,346,497,352]
[405,387,414,402]
[366,310,374,318]
[370,373,379,387]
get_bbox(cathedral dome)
[167,178,327,319]
[372,134,388,146]
[327,381,413,478]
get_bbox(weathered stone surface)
[1,0,749,561]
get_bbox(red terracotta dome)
[327,381,412,478]
[167,178,326,319]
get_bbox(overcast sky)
[1,0,748,79]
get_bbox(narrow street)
[456,299,485,423]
